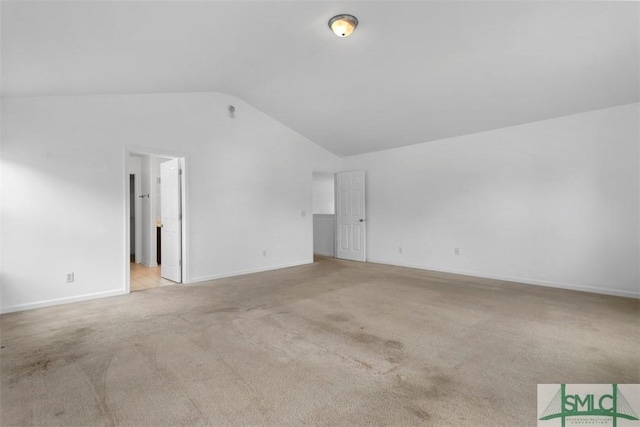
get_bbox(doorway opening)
[130,174,136,262]
[126,150,187,293]
[312,172,336,261]
[312,171,367,263]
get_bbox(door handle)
[359,219,365,222]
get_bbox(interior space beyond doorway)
[312,171,367,263]
[312,171,336,258]
[126,149,187,293]
[130,263,175,292]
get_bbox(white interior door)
[160,158,182,282]
[336,171,366,262]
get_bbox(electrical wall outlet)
[301,210,306,217]
[398,246,403,254]
[454,248,460,256]
[66,272,75,283]
[263,250,267,257]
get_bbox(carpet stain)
[410,407,432,421]
[199,306,241,315]
[350,331,379,345]
[356,359,373,370]
[384,340,403,350]
[285,316,408,375]
[428,374,453,397]
[25,359,51,376]
[326,313,351,322]
[394,372,454,401]
[51,327,95,347]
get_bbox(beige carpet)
[1,257,639,426]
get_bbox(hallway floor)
[130,262,176,292]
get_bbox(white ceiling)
[2,1,638,156]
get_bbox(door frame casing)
[124,147,189,293]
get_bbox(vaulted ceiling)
[2,1,638,156]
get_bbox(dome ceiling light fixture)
[328,14,358,37]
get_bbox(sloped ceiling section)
[2,1,638,156]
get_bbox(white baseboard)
[1,289,128,314]
[187,259,313,284]
[5,258,633,314]
[314,251,335,257]
[367,258,640,299]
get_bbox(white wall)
[341,103,640,298]
[0,92,339,312]
[313,215,335,257]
